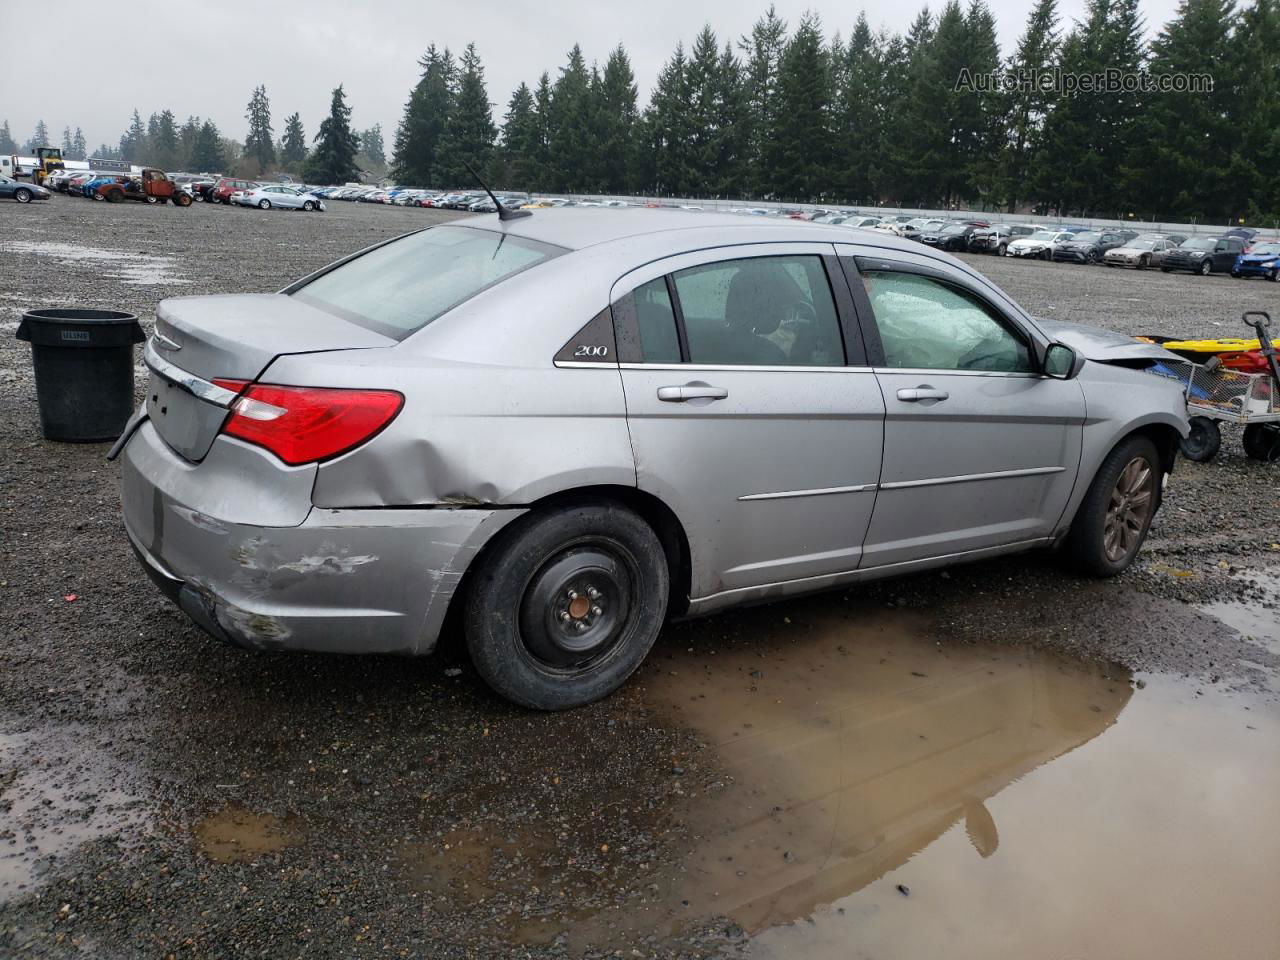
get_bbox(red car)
[209,177,259,205]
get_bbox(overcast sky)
[7,0,1182,156]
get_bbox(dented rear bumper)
[120,420,522,655]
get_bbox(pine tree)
[177,117,201,169]
[1032,0,1146,215]
[244,85,276,173]
[304,84,362,184]
[497,82,541,187]
[767,12,833,200]
[959,0,1004,204]
[548,45,595,191]
[686,26,725,191]
[835,13,886,204]
[1128,0,1238,220]
[71,128,87,161]
[647,43,696,194]
[1235,0,1280,218]
[709,42,750,195]
[739,6,789,195]
[532,72,554,183]
[281,113,307,169]
[120,111,145,162]
[598,46,638,194]
[361,124,386,169]
[30,119,50,151]
[61,126,73,157]
[150,110,179,169]
[0,120,15,154]
[391,45,456,185]
[1002,0,1059,211]
[435,43,496,185]
[191,121,226,173]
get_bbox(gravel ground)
[0,198,1277,959]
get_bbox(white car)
[1007,230,1074,259]
[241,185,326,212]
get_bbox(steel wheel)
[518,538,636,672]
[1103,457,1155,563]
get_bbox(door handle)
[657,383,729,403]
[896,386,949,402]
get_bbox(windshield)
[1181,237,1215,251]
[1128,240,1156,250]
[1249,242,1280,256]
[1029,231,1056,241]
[292,226,566,340]
[941,224,966,235]
[1072,232,1102,242]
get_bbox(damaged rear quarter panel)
[266,254,638,508]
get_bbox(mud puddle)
[0,729,151,903]
[555,603,1278,956]
[194,805,297,864]
[3,240,189,286]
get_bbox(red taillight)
[212,378,249,396]
[220,384,403,465]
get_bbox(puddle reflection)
[641,610,1131,936]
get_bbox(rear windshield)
[292,225,565,339]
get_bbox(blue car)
[1232,240,1280,281]
[82,175,125,198]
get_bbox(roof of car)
[448,207,926,256]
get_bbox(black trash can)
[15,308,145,442]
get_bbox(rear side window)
[672,256,844,366]
[292,226,565,340]
[616,278,681,363]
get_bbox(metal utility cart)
[1146,312,1280,463]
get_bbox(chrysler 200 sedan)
[114,210,1190,709]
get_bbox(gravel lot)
[0,197,1277,959]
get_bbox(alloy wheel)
[1103,456,1154,563]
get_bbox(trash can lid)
[17,307,144,348]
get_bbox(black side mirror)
[1043,342,1081,379]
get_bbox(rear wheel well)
[526,486,691,618]
[438,486,692,655]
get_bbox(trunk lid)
[145,293,394,462]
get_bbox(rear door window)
[291,225,566,340]
[671,255,844,366]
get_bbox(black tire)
[302,200,315,211]
[105,189,122,204]
[1180,416,1222,462]
[174,192,192,207]
[14,187,32,204]
[1161,266,1172,273]
[464,501,669,710]
[1242,423,1280,462]
[258,199,270,209]
[1270,269,1279,283]
[1231,271,1241,278]
[1199,259,1212,276]
[1138,255,1150,270]
[1065,435,1162,577]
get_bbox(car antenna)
[463,160,530,221]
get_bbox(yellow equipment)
[33,146,65,186]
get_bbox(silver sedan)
[115,211,1189,709]
[240,184,325,212]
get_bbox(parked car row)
[41,167,194,205]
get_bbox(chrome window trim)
[872,367,1045,379]
[144,339,240,408]
[878,465,1065,490]
[738,483,877,501]
[553,360,617,369]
